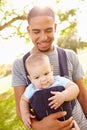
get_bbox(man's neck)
[32,46,54,54]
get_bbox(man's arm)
[13,86,26,119]
[74,78,87,117]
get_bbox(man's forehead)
[29,15,54,23]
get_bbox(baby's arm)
[48,81,79,109]
[20,95,35,129]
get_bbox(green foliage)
[84,79,87,88]
[0,89,26,130]
[57,33,87,53]
[60,22,77,36]
[58,9,76,22]
[84,72,87,88]
[0,64,12,77]
[57,31,80,53]
[80,41,87,48]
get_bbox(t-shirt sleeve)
[66,50,84,81]
[55,76,70,88]
[24,84,35,99]
[12,58,27,87]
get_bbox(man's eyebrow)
[32,29,40,31]
[32,27,53,31]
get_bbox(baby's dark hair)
[27,6,55,23]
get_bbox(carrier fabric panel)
[30,86,72,121]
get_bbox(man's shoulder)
[57,47,75,54]
[64,48,75,53]
[12,57,24,72]
[13,57,23,66]
[13,51,31,66]
[56,47,77,63]
[56,47,76,57]
[64,49,77,58]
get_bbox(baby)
[20,53,79,129]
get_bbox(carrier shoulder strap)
[23,52,31,85]
[23,48,68,85]
[57,47,69,77]
[57,47,75,108]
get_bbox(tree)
[0,0,28,40]
[57,31,80,53]
[0,0,86,47]
[55,0,85,52]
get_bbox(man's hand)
[31,111,74,130]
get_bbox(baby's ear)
[27,75,31,81]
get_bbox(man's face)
[27,16,56,53]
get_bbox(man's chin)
[38,48,50,52]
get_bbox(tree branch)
[0,15,26,31]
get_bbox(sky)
[8,0,56,9]
[76,0,87,41]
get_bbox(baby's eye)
[34,76,39,79]
[44,72,49,75]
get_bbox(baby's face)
[29,61,54,89]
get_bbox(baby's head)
[25,53,51,73]
[25,52,54,89]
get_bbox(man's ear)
[27,26,30,33]
[54,23,57,32]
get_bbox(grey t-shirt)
[12,47,84,87]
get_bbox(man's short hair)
[27,6,55,23]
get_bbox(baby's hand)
[22,113,35,129]
[48,91,64,109]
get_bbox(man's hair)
[27,6,55,23]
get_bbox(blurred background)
[0,0,87,129]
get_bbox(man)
[12,6,87,130]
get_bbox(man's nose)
[40,32,47,41]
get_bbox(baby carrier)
[23,47,75,122]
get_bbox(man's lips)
[38,42,49,48]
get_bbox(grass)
[84,74,87,87]
[0,88,26,130]
[0,75,29,130]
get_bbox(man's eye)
[33,31,39,34]
[46,28,52,33]
[47,30,52,33]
